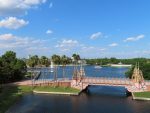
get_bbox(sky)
[0,0,150,58]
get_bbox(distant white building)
[110,62,132,67]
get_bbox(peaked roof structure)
[131,63,144,83]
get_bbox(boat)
[94,63,102,69]
[94,65,102,69]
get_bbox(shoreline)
[32,86,81,96]
[132,92,150,101]
[33,90,80,96]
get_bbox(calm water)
[38,66,128,79]
[7,66,150,113]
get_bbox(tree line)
[86,57,150,80]
[86,57,150,65]
[0,51,26,85]
[26,54,81,80]
[26,54,81,67]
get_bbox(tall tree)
[0,51,26,83]
[40,56,50,67]
[27,55,39,67]
[51,54,61,65]
[0,57,3,90]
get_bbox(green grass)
[34,86,80,93]
[0,85,80,113]
[0,85,32,113]
[133,92,150,98]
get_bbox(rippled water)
[6,66,150,113]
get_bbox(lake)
[6,66,150,113]
[38,66,128,79]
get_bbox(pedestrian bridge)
[31,76,150,92]
[28,66,150,92]
[82,77,132,86]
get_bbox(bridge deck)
[82,77,132,86]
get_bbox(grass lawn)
[133,92,150,98]
[34,86,80,94]
[0,85,80,113]
[0,85,32,113]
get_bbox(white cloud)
[109,43,118,47]
[124,34,144,42]
[0,0,46,16]
[55,39,78,48]
[46,29,53,34]
[81,46,106,51]
[99,48,106,51]
[26,46,49,51]
[90,32,102,39]
[0,33,47,49]
[55,39,80,53]
[0,17,28,29]
[0,34,15,40]
[61,48,70,52]
[49,2,53,8]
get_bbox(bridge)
[27,63,150,92]
[83,77,131,86]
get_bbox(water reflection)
[87,86,127,97]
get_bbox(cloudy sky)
[0,0,150,58]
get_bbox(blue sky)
[0,0,150,58]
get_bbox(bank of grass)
[133,92,150,98]
[34,86,80,94]
[0,85,32,113]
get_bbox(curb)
[33,90,79,96]
[132,92,150,101]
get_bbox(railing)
[145,80,150,85]
[32,78,72,86]
[82,77,132,86]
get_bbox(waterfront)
[6,87,150,113]
[6,66,150,113]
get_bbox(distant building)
[110,62,132,67]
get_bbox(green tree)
[0,57,3,90]
[0,51,26,83]
[51,54,61,65]
[27,55,39,67]
[40,56,50,67]
[110,57,118,64]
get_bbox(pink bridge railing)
[82,77,132,86]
